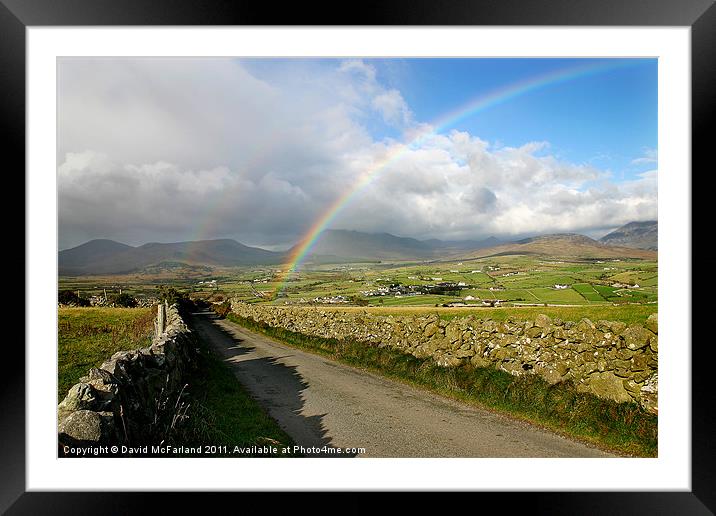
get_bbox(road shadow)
[188,312,354,457]
[190,311,256,356]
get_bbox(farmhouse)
[313,296,348,304]
[360,287,390,297]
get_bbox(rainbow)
[271,59,645,296]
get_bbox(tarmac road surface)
[189,312,613,458]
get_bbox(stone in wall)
[230,299,658,414]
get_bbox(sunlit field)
[57,307,154,401]
[59,253,657,326]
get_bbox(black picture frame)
[3,0,713,513]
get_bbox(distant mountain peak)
[68,238,134,249]
[516,233,598,245]
[600,221,657,250]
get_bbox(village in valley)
[234,257,655,315]
[59,239,657,326]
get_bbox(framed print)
[4,0,714,512]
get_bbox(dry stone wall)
[57,303,197,453]
[231,300,658,413]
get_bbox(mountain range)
[295,229,500,262]
[58,238,284,275]
[463,233,657,260]
[59,222,657,275]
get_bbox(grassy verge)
[58,307,155,402]
[228,313,657,457]
[170,328,296,457]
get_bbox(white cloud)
[337,59,413,128]
[631,147,658,165]
[332,131,656,240]
[338,59,377,82]
[371,89,412,127]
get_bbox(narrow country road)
[188,311,613,458]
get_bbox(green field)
[59,254,658,327]
[572,283,605,302]
[58,307,155,401]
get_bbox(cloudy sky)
[58,58,657,250]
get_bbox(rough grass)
[58,307,155,402]
[316,304,658,325]
[228,313,658,457]
[171,330,296,457]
